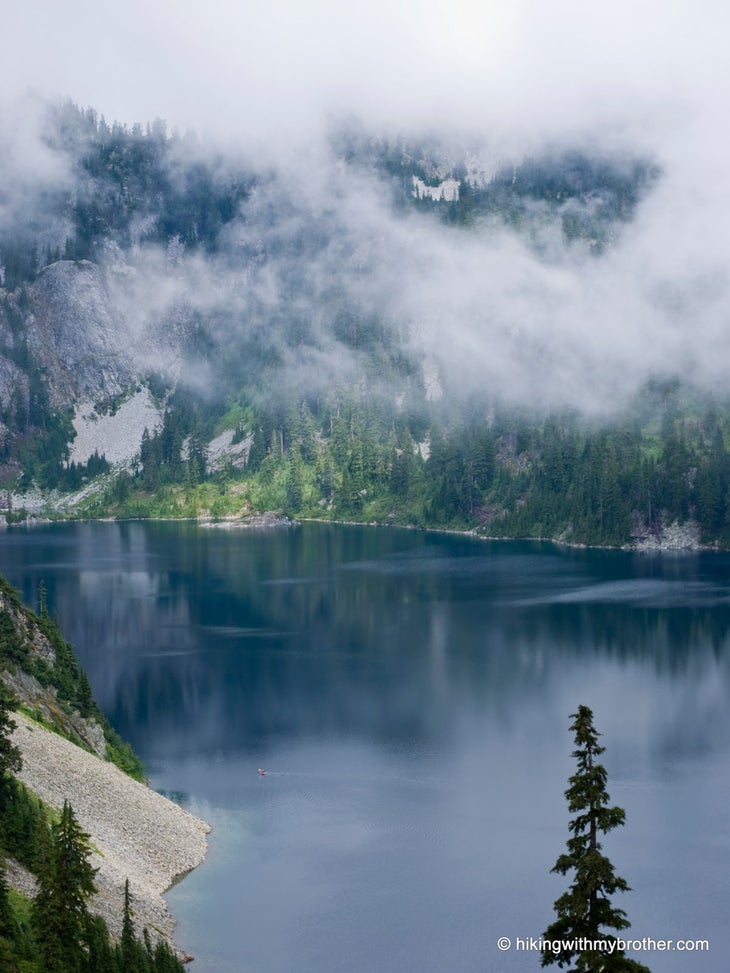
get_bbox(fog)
[2,1,730,414]
[6,1,726,154]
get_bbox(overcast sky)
[4,0,728,158]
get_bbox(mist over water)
[0,522,728,971]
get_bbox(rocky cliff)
[27,261,135,409]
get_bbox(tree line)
[0,100,253,290]
[0,683,184,973]
[103,382,730,550]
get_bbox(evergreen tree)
[140,427,163,491]
[32,800,98,972]
[542,706,649,972]
[77,669,94,718]
[0,858,13,939]
[151,937,185,973]
[121,878,136,959]
[87,914,115,972]
[37,580,48,619]
[118,877,152,973]
[285,445,305,512]
[0,683,22,815]
[246,428,265,472]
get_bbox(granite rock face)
[0,357,29,415]
[27,260,135,409]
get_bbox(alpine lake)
[0,520,728,973]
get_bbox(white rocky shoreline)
[8,711,210,960]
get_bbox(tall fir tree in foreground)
[542,706,650,972]
[32,800,98,972]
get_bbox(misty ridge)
[4,95,730,548]
[1,96,675,417]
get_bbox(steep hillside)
[0,575,209,965]
[0,575,142,777]
[10,710,209,951]
[3,100,729,549]
[0,102,657,482]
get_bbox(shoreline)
[9,711,210,958]
[3,509,718,554]
[297,516,713,555]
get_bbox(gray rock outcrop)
[632,520,701,552]
[27,260,135,409]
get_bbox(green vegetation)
[332,122,657,246]
[0,102,726,550]
[542,706,650,972]
[0,577,144,781]
[1,777,52,872]
[32,800,99,972]
[0,101,663,508]
[103,727,145,783]
[0,101,252,293]
[76,380,730,550]
[0,684,22,814]
[0,599,183,972]
[0,792,186,973]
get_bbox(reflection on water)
[0,523,728,972]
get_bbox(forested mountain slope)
[2,100,727,548]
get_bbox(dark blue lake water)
[0,521,728,972]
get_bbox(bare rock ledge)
[10,711,210,954]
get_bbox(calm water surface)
[0,522,728,972]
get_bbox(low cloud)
[2,1,730,416]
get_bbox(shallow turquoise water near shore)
[1,522,728,971]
